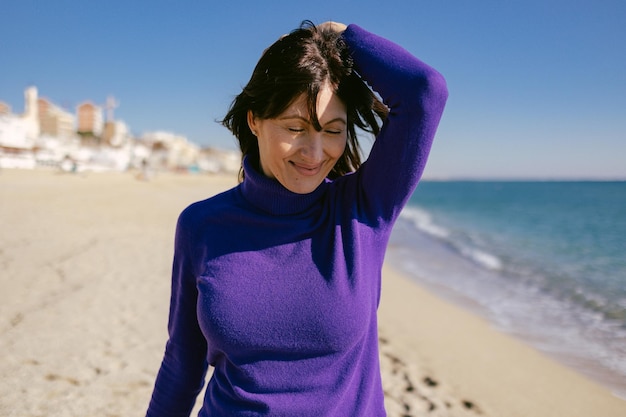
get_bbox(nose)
[299,131,324,162]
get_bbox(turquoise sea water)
[388,181,626,398]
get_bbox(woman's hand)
[317,21,347,33]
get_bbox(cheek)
[273,141,295,162]
[258,129,292,160]
[329,137,348,159]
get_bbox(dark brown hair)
[222,21,388,181]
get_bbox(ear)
[247,110,258,137]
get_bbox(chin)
[282,178,324,194]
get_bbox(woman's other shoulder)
[178,185,242,226]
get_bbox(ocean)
[387,181,626,399]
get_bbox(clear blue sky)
[2,0,625,179]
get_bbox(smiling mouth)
[290,161,322,176]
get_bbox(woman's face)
[248,85,348,194]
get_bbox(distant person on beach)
[146,20,447,416]
[59,156,77,173]
[138,158,152,181]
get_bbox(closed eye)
[325,129,343,135]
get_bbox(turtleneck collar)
[239,156,329,216]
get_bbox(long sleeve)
[146,210,208,417]
[342,24,448,225]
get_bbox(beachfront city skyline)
[0,85,166,147]
[1,1,625,179]
[0,85,239,173]
[0,87,122,143]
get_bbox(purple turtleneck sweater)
[147,24,447,417]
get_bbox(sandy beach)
[1,168,625,417]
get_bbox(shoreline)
[388,257,626,402]
[378,265,626,417]
[1,168,625,416]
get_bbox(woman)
[147,21,447,416]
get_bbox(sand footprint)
[379,334,485,416]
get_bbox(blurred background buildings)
[0,86,239,174]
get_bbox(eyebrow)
[278,114,347,125]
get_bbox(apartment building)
[0,102,11,114]
[76,101,104,136]
[102,119,130,147]
[38,98,76,138]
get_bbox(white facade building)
[141,131,199,170]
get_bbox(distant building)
[22,86,40,140]
[197,147,241,174]
[0,113,36,150]
[0,86,40,146]
[76,101,103,137]
[141,131,199,170]
[0,114,37,169]
[102,120,130,147]
[38,97,76,138]
[0,102,11,115]
[0,87,41,168]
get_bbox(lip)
[290,161,323,177]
